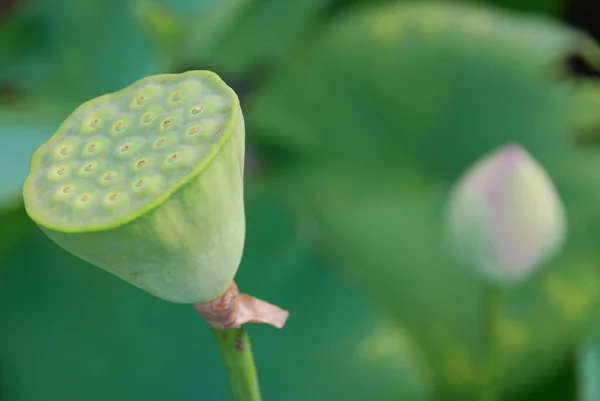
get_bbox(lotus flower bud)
[446,143,567,284]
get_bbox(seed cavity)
[114,121,126,133]
[188,125,200,136]
[62,185,73,193]
[90,118,100,128]
[84,163,93,172]
[156,138,165,146]
[56,167,66,175]
[210,126,222,144]
[88,143,98,153]
[168,153,178,162]
[137,159,146,168]
[121,144,131,152]
[104,172,113,181]
[172,91,183,102]
[136,95,145,105]
[135,179,145,187]
[191,106,203,115]
[80,195,89,202]
[161,118,174,129]
[142,113,154,123]
[60,146,69,156]
[108,193,118,201]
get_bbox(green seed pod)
[22,71,245,303]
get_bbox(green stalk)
[481,285,501,401]
[211,326,262,401]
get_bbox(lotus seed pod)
[446,143,566,285]
[22,71,246,303]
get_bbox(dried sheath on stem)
[195,282,289,329]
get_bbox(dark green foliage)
[2,0,600,400]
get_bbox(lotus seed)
[162,118,174,129]
[191,106,203,115]
[104,173,113,180]
[211,127,222,144]
[63,185,72,193]
[90,119,100,128]
[57,167,66,175]
[121,144,131,152]
[109,193,118,201]
[80,195,89,202]
[137,159,146,168]
[136,96,145,105]
[188,126,200,136]
[172,92,183,102]
[142,113,154,123]
[157,138,165,146]
[84,163,93,172]
[114,121,126,133]
[136,179,145,187]
[60,147,69,155]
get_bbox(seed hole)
[121,144,131,152]
[136,95,145,105]
[142,113,153,123]
[62,186,72,193]
[84,163,93,172]
[191,106,203,115]
[104,173,113,180]
[210,127,221,144]
[188,126,200,136]
[56,167,66,175]
[168,153,178,162]
[114,121,126,132]
[172,92,183,102]
[90,118,100,128]
[109,193,118,201]
[162,118,174,129]
[88,144,97,152]
[137,159,146,168]
[136,179,145,187]
[156,138,165,146]
[80,195,89,202]
[60,147,69,155]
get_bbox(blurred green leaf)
[0,124,52,204]
[134,0,336,76]
[0,0,160,104]
[484,0,564,16]
[0,182,433,401]
[577,332,600,401]
[247,2,600,399]
[0,205,33,269]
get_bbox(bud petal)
[446,143,566,284]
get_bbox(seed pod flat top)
[23,71,238,233]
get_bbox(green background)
[2,0,600,400]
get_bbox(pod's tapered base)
[194,282,289,329]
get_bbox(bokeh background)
[2,0,600,400]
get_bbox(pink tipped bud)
[446,143,567,284]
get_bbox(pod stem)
[195,282,289,401]
[481,284,501,401]
[211,326,262,401]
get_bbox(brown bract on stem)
[194,282,289,329]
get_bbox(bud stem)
[211,326,262,401]
[481,285,501,401]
